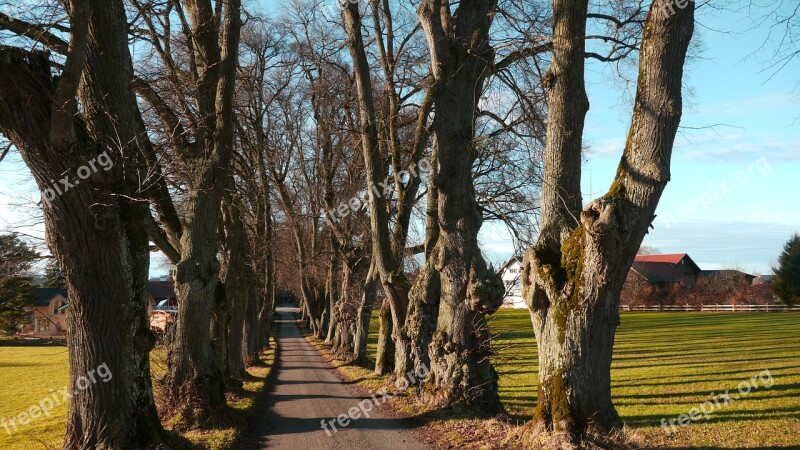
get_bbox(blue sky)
[481,2,800,274]
[1,1,798,276]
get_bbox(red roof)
[634,253,688,264]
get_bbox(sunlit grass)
[489,310,800,448]
[0,345,69,450]
[316,310,800,449]
[0,338,276,450]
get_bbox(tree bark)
[343,2,413,378]
[407,152,441,375]
[165,0,242,418]
[354,261,378,366]
[417,0,506,414]
[374,299,395,375]
[222,195,251,381]
[0,0,167,446]
[521,0,694,443]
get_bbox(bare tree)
[0,0,168,446]
[520,0,694,445]
[128,0,244,417]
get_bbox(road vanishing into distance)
[245,305,429,450]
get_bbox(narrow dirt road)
[248,305,429,450]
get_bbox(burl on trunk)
[522,0,694,446]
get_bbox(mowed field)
[0,344,68,450]
[1,312,799,449]
[487,311,800,449]
[360,311,800,449]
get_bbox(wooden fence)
[620,304,800,312]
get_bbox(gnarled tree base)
[521,421,640,450]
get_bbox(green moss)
[561,226,585,308]
[606,178,625,199]
[550,226,586,344]
[534,368,572,432]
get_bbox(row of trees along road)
[0,0,702,448]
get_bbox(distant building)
[622,253,772,306]
[500,252,774,308]
[629,253,702,288]
[699,269,756,286]
[18,288,69,337]
[18,280,178,338]
[498,256,526,309]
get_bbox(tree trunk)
[165,0,242,418]
[325,253,339,344]
[407,251,441,375]
[343,3,413,378]
[0,1,167,446]
[354,261,378,366]
[521,0,694,444]
[374,299,395,375]
[222,198,250,381]
[417,0,505,414]
[243,282,261,365]
[407,141,440,374]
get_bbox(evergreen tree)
[773,234,800,306]
[43,259,67,288]
[0,234,39,334]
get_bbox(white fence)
[620,304,800,312]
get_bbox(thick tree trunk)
[165,0,242,417]
[521,0,694,444]
[243,282,261,365]
[374,299,395,375]
[0,1,167,446]
[222,199,250,381]
[168,189,228,413]
[407,251,441,375]
[354,261,378,366]
[417,0,505,414]
[210,280,229,381]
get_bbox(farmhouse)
[499,256,525,309]
[621,253,773,306]
[498,253,772,309]
[628,253,701,288]
[18,288,69,337]
[18,279,178,338]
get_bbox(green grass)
[488,310,800,448]
[0,340,276,450]
[0,345,69,450]
[353,310,800,448]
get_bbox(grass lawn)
[0,344,69,450]
[2,313,798,449]
[488,311,800,448]
[352,310,800,448]
[0,340,276,450]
